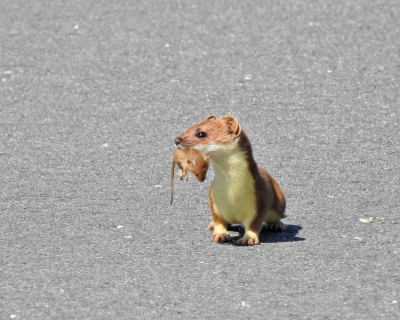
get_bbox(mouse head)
[190,154,210,182]
[174,115,241,154]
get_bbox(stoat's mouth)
[175,143,194,151]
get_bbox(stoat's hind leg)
[265,220,286,232]
[260,169,286,232]
[264,209,286,232]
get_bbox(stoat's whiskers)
[210,158,227,179]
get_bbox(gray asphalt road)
[1,0,400,319]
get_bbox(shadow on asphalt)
[227,224,305,245]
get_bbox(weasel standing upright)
[174,115,286,246]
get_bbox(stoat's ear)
[220,116,241,137]
[203,115,216,122]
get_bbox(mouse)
[170,149,209,205]
[174,115,286,246]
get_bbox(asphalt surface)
[1,0,400,319]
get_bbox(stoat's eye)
[195,131,207,138]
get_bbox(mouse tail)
[170,158,175,205]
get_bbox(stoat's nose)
[174,137,182,146]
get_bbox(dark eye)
[195,131,207,138]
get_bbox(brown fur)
[170,149,209,205]
[175,116,286,246]
[173,116,241,149]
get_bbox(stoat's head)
[174,115,242,155]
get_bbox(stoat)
[174,115,286,246]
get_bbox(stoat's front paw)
[236,236,260,246]
[208,221,215,230]
[212,233,231,243]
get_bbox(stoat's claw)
[265,221,286,232]
[212,233,231,243]
[236,236,260,246]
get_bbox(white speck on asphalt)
[359,217,373,223]
[116,225,124,229]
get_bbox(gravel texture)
[1,0,399,319]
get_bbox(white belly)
[210,149,257,225]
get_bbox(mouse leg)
[209,188,230,243]
[178,168,184,180]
